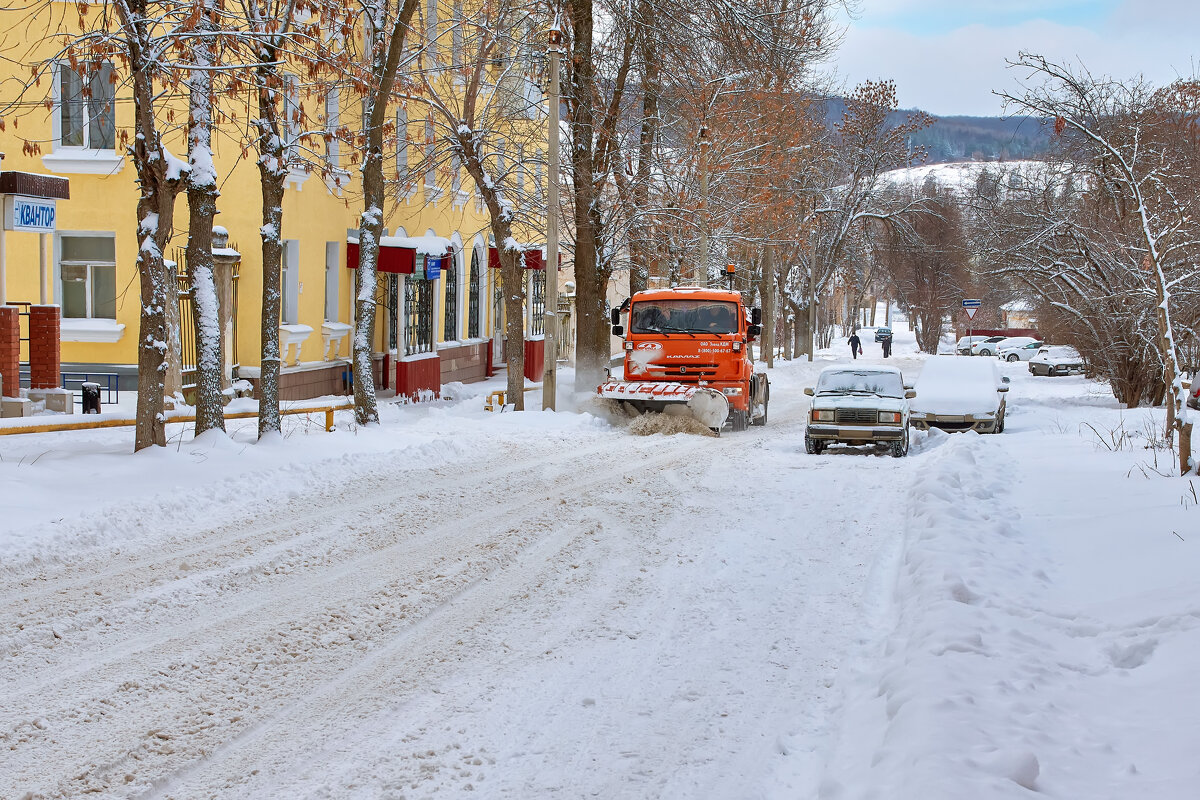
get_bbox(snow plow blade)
[597,381,730,429]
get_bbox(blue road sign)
[962,299,981,308]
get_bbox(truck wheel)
[890,427,909,458]
[731,409,748,432]
[751,378,769,426]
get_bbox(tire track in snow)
[1,433,714,799]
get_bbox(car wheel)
[890,427,909,458]
[979,348,992,357]
[805,435,825,455]
[1007,353,1019,362]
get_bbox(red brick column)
[0,305,19,397]
[29,305,61,390]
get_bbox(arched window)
[443,248,458,341]
[467,247,481,338]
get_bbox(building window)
[425,0,439,64]
[424,116,436,191]
[535,148,544,199]
[324,87,340,169]
[530,268,545,336]
[60,234,117,319]
[451,149,462,195]
[405,269,434,355]
[324,242,339,321]
[283,74,300,163]
[443,249,458,341]
[396,108,409,187]
[468,247,480,338]
[282,240,299,324]
[452,0,464,67]
[59,62,115,150]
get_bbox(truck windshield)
[816,369,904,398]
[630,300,739,334]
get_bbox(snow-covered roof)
[379,235,452,256]
[1001,300,1034,312]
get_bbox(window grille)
[405,270,434,355]
[468,248,481,338]
[530,268,545,336]
[443,250,458,341]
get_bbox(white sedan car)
[996,337,1043,361]
[970,336,1009,356]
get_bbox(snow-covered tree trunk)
[353,0,421,426]
[186,2,226,435]
[115,0,187,451]
[254,56,287,438]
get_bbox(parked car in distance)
[874,326,893,342]
[957,335,993,355]
[970,336,1009,356]
[997,338,1044,362]
[804,365,915,457]
[1029,346,1084,376]
[910,356,1009,434]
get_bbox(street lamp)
[696,125,710,286]
[542,22,564,411]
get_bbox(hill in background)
[823,98,1053,164]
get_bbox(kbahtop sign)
[3,195,57,233]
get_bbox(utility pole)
[542,23,563,410]
[696,125,709,286]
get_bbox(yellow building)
[0,4,552,403]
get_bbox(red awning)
[487,246,562,270]
[346,235,452,274]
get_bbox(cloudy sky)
[833,0,1200,116]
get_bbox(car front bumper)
[911,415,997,433]
[806,424,905,442]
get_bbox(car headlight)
[812,409,834,422]
[878,411,901,424]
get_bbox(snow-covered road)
[1,369,916,798]
[4,332,1199,799]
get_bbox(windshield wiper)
[658,324,696,338]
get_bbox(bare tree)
[997,54,1200,473]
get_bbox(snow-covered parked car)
[970,336,1008,356]
[957,335,993,355]
[1029,345,1084,376]
[910,356,1010,434]
[996,337,1043,361]
[804,365,915,457]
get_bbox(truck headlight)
[878,411,901,424]
[812,409,833,422]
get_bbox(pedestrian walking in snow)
[848,332,862,359]
[881,333,893,358]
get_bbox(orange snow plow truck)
[597,285,769,432]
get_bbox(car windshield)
[816,369,904,397]
[630,300,739,334]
